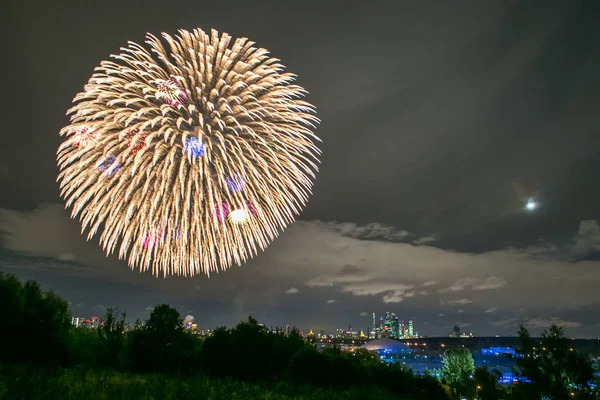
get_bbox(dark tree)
[201,316,309,381]
[473,367,503,400]
[0,273,70,364]
[128,304,199,373]
[513,325,595,399]
[0,273,24,361]
[97,307,127,367]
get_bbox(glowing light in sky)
[56,28,321,277]
[525,198,537,211]
[228,209,250,224]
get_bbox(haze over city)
[2,0,600,338]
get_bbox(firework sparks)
[228,209,251,224]
[73,127,96,148]
[56,28,321,277]
[124,128,147,153]
[156,77,187,107]
[185,137,205,158]
[214,202,230,222]
[98,155,120,177]
[225,174,245,193]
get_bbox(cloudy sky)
[2,0,600,337]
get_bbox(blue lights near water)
[225,174,245,192]
[481,347,517,357]
[498,373,531,384]
[98,155,120,177]
[185,137,205,158]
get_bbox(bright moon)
[525,198,537,211]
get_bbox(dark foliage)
[0,273,484,399]
[510,325,596,400]
[128,304,201,373]
[201,316,309,381]
[0,273,71,364]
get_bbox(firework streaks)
[57,28,321,277]
[73,127,96,148]
[123,128,147,154]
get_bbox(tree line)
[0,273,446,399]
[0,272,598,399]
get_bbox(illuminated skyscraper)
[368,313,376,339]
[382,312,392,338]
[392,315,400,339]
[378,312,400,339]
[399,319,406,339]
[408,320,414,337]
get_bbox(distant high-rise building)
[392,315,400,339]
[375,316,382,339]
[399,319,406,338]
[453,325,461,338]
[408,320,414,337]
[382,313,391,338]
[71,317,84,327]
[372,313,376,331]
[285,324,290,335]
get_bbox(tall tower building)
[375,316,382,339]
[382,312,392,338]
[399,320,406,339]
[408,320,414,337]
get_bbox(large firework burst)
[57,28,320,277]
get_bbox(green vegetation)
[1,272,598,399]
[508,325,596,399]
[0,365,400,400]
[442,347,475,396]
[0,273,446,399]
[435,325,598,400]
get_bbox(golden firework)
[57,28,321,277]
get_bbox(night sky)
[2,0,600,337]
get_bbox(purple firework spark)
[156,77,187,107]
[214,202,230,222]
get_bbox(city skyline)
[2,0,600,338]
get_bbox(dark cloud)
[571,220,600,258]
[2,0,600,337]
